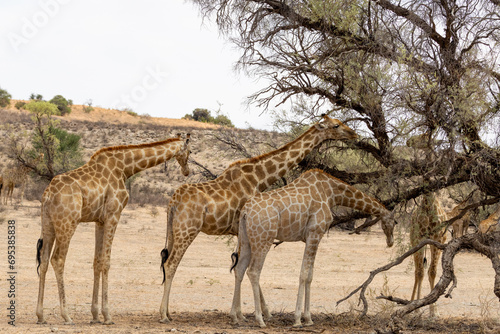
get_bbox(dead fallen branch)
[337,231,500,333]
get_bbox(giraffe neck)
[231,126,327,192]
[90,138,184,179]
[490,206,500,221]
[313,171,389,216]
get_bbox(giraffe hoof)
[103,320,115,325]
[159,317,171,324]
[64,321,75,325]
[90,319,102,324]
[36,320,47,325]
[304,321,314,327]
[292,323,303,328]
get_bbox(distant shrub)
[29,93,43,101]
[15,101,26,110]
[213,114,234,127]
[49,95,72,115]
[83,99,93,113]
[0,87,12,107]
[182,108,234,127]
[122,108,138,117]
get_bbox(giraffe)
[409,192,447,317]
[36,134,191,325]
[2,153,44,205]
[410,192,477,317]
[159,115,358,323]
[229,169,396,328]
[478,205,500,234]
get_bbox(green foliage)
[83,99,94,113]
[183,108,234,127]
[29,93,43,101]
[49,95,72,116]
[0,87,12,107]
[121,107,138,117]
[20,100,83,179]
[213,114,234,127]
[192,108,211,122]
[24,100,60,116]
[15,101,26,110]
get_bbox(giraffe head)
[379,212,397,247]
[314,115,358,141]
[174,133,191,176]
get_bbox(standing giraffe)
[230,169,396,328]
[409,192,447,317]
[2,153,44,205]
[159,115,358,323]
[410,193,476,317]
[36,134,191,325]
[478,205,500,233]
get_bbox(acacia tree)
[8,101,83,180]
[191,0,500,206]
[189,0,500,322]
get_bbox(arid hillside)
[0,101,284,206]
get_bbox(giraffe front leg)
[100,222,118,325]
[90,224,104,324]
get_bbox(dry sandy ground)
[1,201,499,333]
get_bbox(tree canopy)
[191,0,500,210]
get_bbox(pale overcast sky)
[0,0,275,130]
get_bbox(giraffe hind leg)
[36,234,55,324]
[428,245,441,317]
[160,228,201,323]
[411,249,425,301]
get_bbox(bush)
[49,95,72,115]
[0,87,12,107]
[29,93,43,101]
[15,101,26,110]
[213,114,234,127]
[183,108,234,127]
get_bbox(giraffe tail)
[230,252,238,273]
[160,248,169,284]
[160,204,176,284]
[230,212,247,273]
[36,238,43,276]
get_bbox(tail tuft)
[160,248,169,284]
[36,238,43,276]
[230,252,239,273]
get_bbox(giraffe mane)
[90,137,182,160]
[229,126,316,167]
